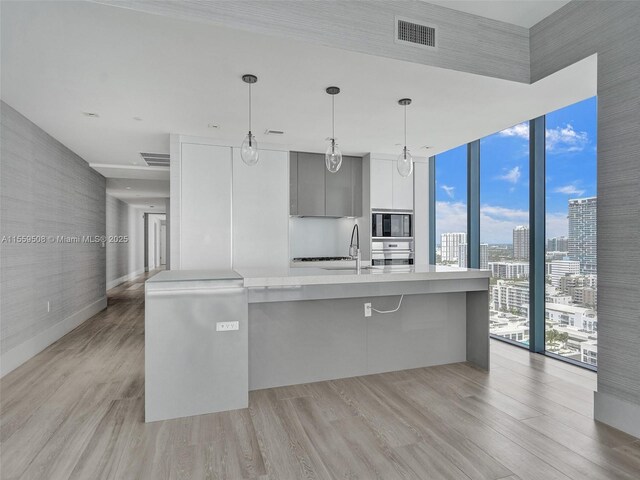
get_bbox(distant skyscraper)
[568,197,597,274]
[513,226,529,260]
[441,232,466,263]
[557,236,569,252]
[458,243,488,269]
[547,236,569,252]
[458,244,466,268]
[480,243,488,270]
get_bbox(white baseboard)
[0,296,107,378]
[106,268,145,290]
[594,391,640,438]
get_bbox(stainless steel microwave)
[372,212,412,238]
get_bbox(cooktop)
[293,257,351,262]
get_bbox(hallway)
[1,272,639,480]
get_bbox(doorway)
[144,213,167,272]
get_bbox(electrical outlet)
[364,303,372,317]
[216,321,239,332]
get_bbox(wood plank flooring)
[1,271,639,480]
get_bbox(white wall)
[414,161,430,265]
[106,195,145,289]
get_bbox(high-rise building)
[547,236,569,252]
[492,280,529,313]
[489,262,529,279]
[568,197,597,274]
[547,260,581,286]
[513,225,529,260]
[559,274,598,308]
[480,243,488,270]
[441,232,466,263]
[458,243,488,269]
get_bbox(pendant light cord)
[248,83,252,133]
[332,94,335,140]
[403,104,408,158]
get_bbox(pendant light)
[240,74,259,166]
[397,98,413,177]
[325,86,342,173]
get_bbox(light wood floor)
[1,272,639,480]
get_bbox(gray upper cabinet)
[289,152,298,215]
[291,152,362,217]
[296,152,326,216]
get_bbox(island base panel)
[248,292,470,391]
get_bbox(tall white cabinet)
[170,135,289,270]
[179,143,233,270]
[232,148,289,269]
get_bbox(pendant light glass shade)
[397,146,413,177]
[325,138,342,173]
[397,98,413,177]
[325,86,342,173]
[241,132,259,166]
[241,74,259,166]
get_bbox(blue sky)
[436,96,597,244]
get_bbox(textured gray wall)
[531,1,640,424]
[1,102,106,371]
[105,194,145,287]
[97,0,530,83]
[106,195,129,284]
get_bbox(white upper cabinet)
[370,158,393,210]
[370,158,413,211]
[392,164,414,210]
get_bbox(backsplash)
[289,217,358,258]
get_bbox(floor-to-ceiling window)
[480,123,530,345]
[430,97,597,369]
[435,145,467,266]
[545,97,597,366]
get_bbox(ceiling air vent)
[395,16,437,49]
[140,152,170,167]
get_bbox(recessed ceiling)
[106,178,169,208]
[425,1,571,28]
[2,1,594,181]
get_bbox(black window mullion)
[467,140,480,269]
[529,116,546,353]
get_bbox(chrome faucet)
[349,224,361,273]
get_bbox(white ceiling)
[426,1,571,28]
[105,178,169,209]
[2,1,594,189]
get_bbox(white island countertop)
[236,264,490,288]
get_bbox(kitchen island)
[145,265,490,422]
